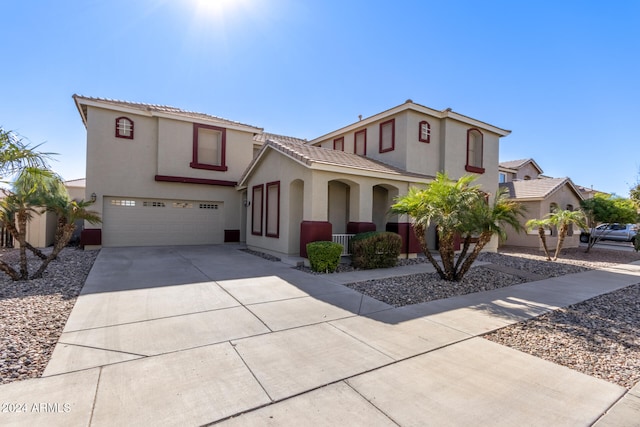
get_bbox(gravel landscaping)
[0,248,97,385]
[1,245,639,391]
[342,246,640,390]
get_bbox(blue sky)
[2,0,638,196]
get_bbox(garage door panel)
[103,197,223,247]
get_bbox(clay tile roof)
[73,95,262,130]
[499,177,572,200]
[265,138,433,179]
[499,158,533,169]
[253,132,307,144]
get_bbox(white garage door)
[102,197,223,247]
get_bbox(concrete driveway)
[1,244,639,426]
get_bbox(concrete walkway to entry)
[1,244,639,426]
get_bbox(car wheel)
[580,234,589,243]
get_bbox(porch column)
[300,175,332,257]
[386,214,422,255]
[347,182,376,233]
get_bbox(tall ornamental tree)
[391,173,525,282]
[581,194,638,252]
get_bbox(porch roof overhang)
[237,138,434,190]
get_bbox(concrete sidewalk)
[1,245,639,426]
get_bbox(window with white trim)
[111,199,136,206]
[115,117,134,139]
[465,128,484,173]
[419,120,430,143]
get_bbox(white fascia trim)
[76,98,263,133]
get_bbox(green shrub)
[306,241,343,273]
[351,231,402,269]
[634,234,640,252]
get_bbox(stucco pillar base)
[300,221,332,258]
[386,222,422,254]
[346,222,376,234]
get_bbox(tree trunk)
[0,260,20,281]
[456,231,493,280]
[538,227,551,261]
[554,224,568,261]
[1,217,47,260]
[16,210,29,280]
[31,224,75,279]
[454,235,473,273]
[438,231,456,281]
[412,223,446,279]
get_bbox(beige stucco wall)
[501,185,583,250]
[23,209,56,248]
[84,106,254,235]
[244,148,423,257]
[66,185,85,202]
[516,163,541,180]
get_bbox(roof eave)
[308,101,510,145]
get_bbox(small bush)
[634,234,640,252]
[351,231,402,269]
[306,241,343,273]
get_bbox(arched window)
[115,117,134,139]
[524,175,531,180]
[419,120,431,143]
[465,128,484,173]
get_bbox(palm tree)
[0,129,53,178]
[455,187,526,279]
[0,168,65,280]
[391,173,525,281]
[548,209,587,260]
[31,198,101,279]
[525,218,553,261]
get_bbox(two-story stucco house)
[74,95,511,257]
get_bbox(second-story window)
[379,119,395,153]
[333,137,344,151]
[465,128,484,174]
[419,120,430,143]
[115,117,134,139]
[354,129,366,155]
[191,123,227,171]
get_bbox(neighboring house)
[0,179,87,248]
[498,159,584,249]
[74,95,511,257]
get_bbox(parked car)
[580,223,638,243]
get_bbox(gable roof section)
[309,99,511,145]
[238,137,434,188]
[499,158,543,174]
[253,132,307,144]
[499,177,583,201]
[73,95,263,133]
